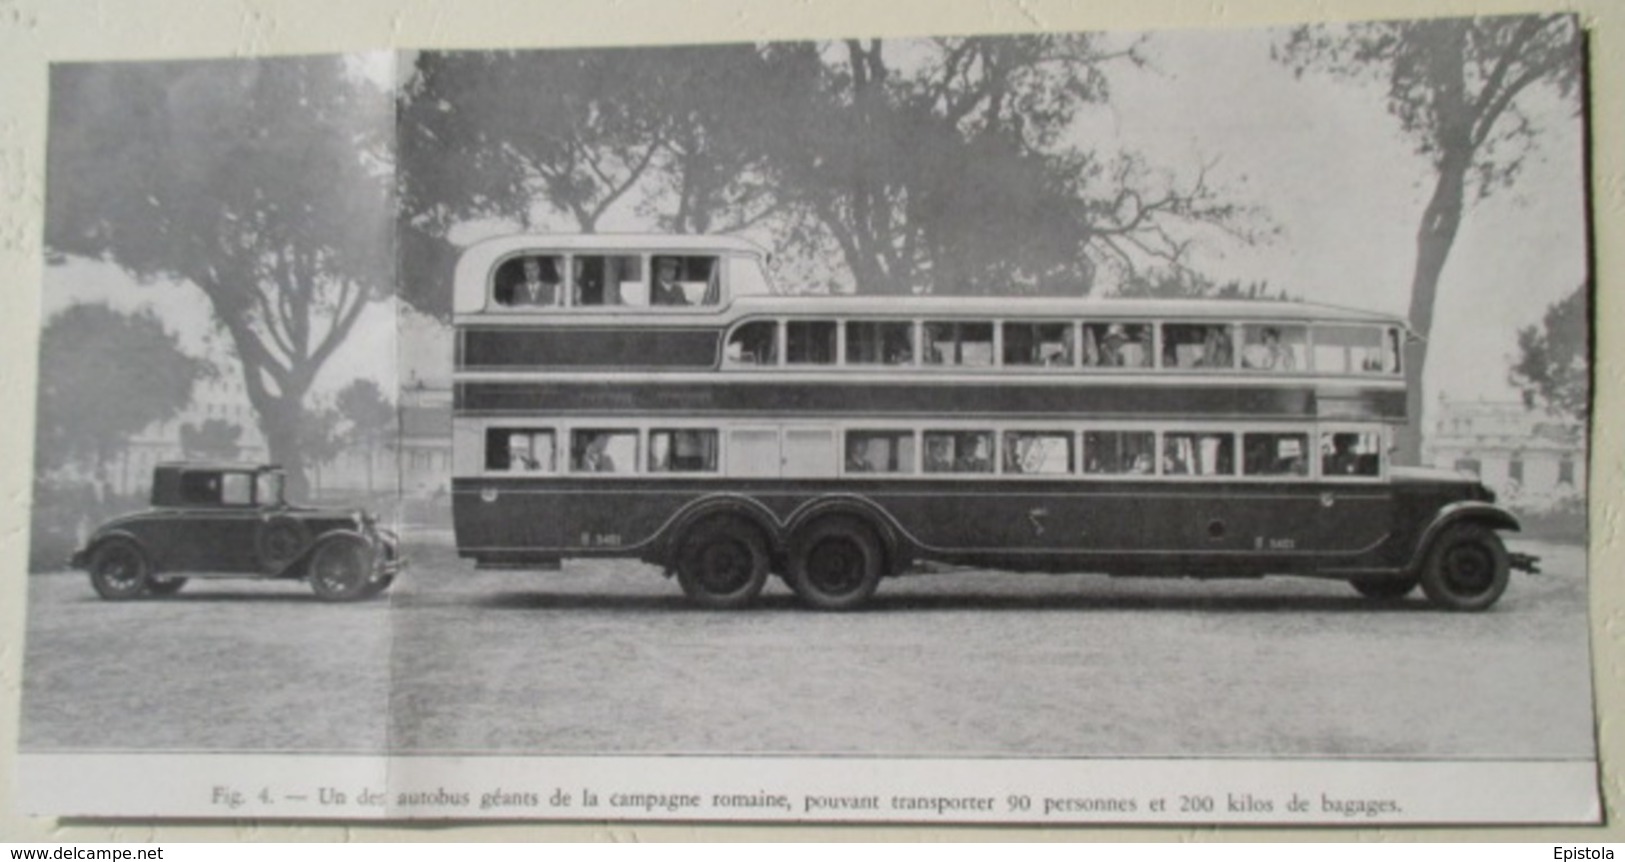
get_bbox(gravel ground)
[19,539,1595,760]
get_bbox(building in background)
[1423,396,1585,509]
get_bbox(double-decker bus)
[449,234,1535,611]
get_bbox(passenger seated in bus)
[924,436,954,473]
[496,256,563,307]
[957,438,993,473]
[652,257,688,306]
[1243,327,1296,370]
[1099,324,1129,366]
[1199,326,1233,368]
[845,445,872,473]
[578,434,618,473]
[1323,433,1367,476]
[507,434,540,471]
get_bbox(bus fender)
[784,496,910,575]
[655,495,783,562]
[1406,501,1521,572]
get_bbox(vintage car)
[70,462,400,601]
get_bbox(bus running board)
[476,559,562,571]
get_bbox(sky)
[39,19,1589,416]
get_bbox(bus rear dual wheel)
[676,518,771,609]
[786,517,883,611]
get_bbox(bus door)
[1313,428,1393,558]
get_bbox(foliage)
[1113,270,1290,300]
[35,303,205,474]
[179,418,244,461]
[1508,283,1588,422]
[397,36,1262,313]
[1275,14,1581,462]
[45,56,395,496]
[335,377,396,494]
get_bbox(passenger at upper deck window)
[1243,327,1297,371]
[495,256,563,308]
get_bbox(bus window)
[570,429,637,474]
[726,321,779,365]
[486,428,556,472]
[648,429,718,473]
[1243,432,1309,476]
[845,430,916,474]
[1162,432,1235,476]
[493,255,565,308]
[923,431,994,474]
[1163,323,1235,369]
[1313,325,1390,375]
[1321,431,1382,477]
[1082,322,1152,368]
[786,320,837,365]
[650,255,721,307]
[1240,325,1307,372]
[924,322,994,367]
[573,254,640,307]
[1003,431,1073,475]
[1083,430,1156,475]
[1002,322,1073,366]
[846,321,914,365]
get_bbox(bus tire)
[1419,523,1509,611]
[676,518,770,609]
[787,517,882,611]
[1349,574,1417,600]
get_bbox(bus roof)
[724,294,1407,326]
[458,233,767,267]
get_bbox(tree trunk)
[1396,149,1468,465]
[257,394,312,502]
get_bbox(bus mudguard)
[1406,501,1521,572]
[784,494,909,575]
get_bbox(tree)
[335,378,396,495]
[297,404,345,499]
[1509,282,1588,422]
[44,56,396,497]
[179,418,244,461]
[35,304,206,476]
[1277,14,1582,462]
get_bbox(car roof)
[154,462,283,473]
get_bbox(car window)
[221,473,254,505]
[179,472,223,505]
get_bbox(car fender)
[289,528,381,575]
[1405,501,1521,571]
[71,529,151,570]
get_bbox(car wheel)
[88,540,152,600]
[1419,523,1510,611]
[257,515,311,573]
[1349,574,1418,600]
[307,536,375,602]
[787,517,882,611]
[676,518,770,609]
[146,577,188,597]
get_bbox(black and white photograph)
[14,12,1599,824]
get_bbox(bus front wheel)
[787,518,882,611]
[1419,523,1509,611]
[676,518,770,609]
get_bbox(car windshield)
[255,471,286,506]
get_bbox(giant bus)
[449,234,1535,611]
